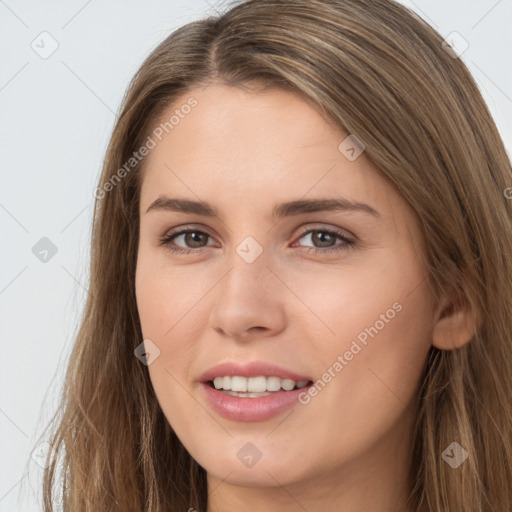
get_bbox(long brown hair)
[35,1,512,510]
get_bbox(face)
[135,83,437,494]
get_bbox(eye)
[158,225,357,255]
[158,226,217,254]
[292,226,356,254]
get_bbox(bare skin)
[135,83,474,512]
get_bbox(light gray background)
[1,1,511,510]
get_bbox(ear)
[432,294,479,350]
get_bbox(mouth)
[206,376,314,397]
[198,361,315,421]
[200,376,315,422]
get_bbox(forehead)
[139,83,393,217]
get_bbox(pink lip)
[198,361,313,422]
[199,383,312,422]
[199,360,312,383]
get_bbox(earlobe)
[432,297,479,350]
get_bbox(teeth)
[223,390,272,398]
[267,376,281,392]
[212,376,310,393]
[231,375,247,392]
[281,379,295,391]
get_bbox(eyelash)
[158,225,357,255]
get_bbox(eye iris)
[312,231,336,247]
[185,231,207,248]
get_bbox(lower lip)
[199,382,311,422]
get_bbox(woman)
[39,0,512,510]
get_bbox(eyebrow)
[145,195,381,220]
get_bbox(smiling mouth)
[207,376,314,397]
[200,374,315,421]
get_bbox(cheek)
[287,242,433,356]
[293,247,434,457]
[135,257,212,435]
[135,248,212,342]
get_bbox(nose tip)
[208,259,287,342]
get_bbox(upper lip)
[199,361,313,383]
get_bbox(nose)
[208,247,287,342]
